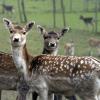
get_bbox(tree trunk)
[2,0,5,14]
[52,0,56,28]
[60,0,66,27]
[21,0,27,22]
[95,0,98,33]
[69,0,72,12]
[17,0,23,22]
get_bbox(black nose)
[13,38,19,42]
[49,43,55,47]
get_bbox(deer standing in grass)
[88,37,100,56]
[2,4,14,14]
[64,41,75,56]
[80,15,95,31]
[4,18,100,100]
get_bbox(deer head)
[37,25,70,54]
[3,18,35,48]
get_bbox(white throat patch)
[12,47,28,78]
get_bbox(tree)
[17,0,27,22]
[60,0,66,27]
[52,0,56,28]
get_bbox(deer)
[3,18,100,100]
[0,51,32,100]
[88,37,100,56]
[64,41,75,56]
[2,4,14,14]
[36,26,76,100]
[37,25,69,56]
[80,15,95,31]
[37,25,76,100]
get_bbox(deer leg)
[17,78,29,100]
[32,92,38,100]
[79,95,98,100]
[39,89,48,100]
[66,95,77,100]
[48,93,54,100]
[16,91,27,100]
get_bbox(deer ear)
[3,18,13,30]
[25,21,35,32]
[60,26,70,36]
[37,25,47,35]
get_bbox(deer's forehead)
[47,31,59,37]
[11,26,25,33]
[43,32,59,39]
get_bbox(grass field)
[0,0,100,99]
[0,0,100,57]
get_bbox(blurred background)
[0,0,100,99]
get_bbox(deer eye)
[23,32,26,34]
[10,30,14,33]
[44,36,49,39]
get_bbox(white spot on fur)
[83,66,86,68]
[78,64,80,68]
[64,65,66,68]
[66,65,69,69]
[80,70,82,74]
[45,61,47,65]
[70,68,73,73]
[76,71,78,74]
[81,74,84,78]
[70,62,74,66]
[85,61,87,64]
[91,64,95,69]
[80,60,84,64]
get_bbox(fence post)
[60,0,66,27]
[52,0,56,28]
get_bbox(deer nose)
[13,38,19,42]
[49,42,56,47]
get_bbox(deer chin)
[46,47,57,51]
[11,42,23,48]
[11,39,26,47]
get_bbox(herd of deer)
[0,17,99,100]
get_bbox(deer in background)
[64,41,75,56]
[4,18,100,100]
[80,15,95,31]
[88,37,100,56]
[37,25,69,55]
[2,4,14,14]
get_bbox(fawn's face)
[37,25,69,51]
[43,31,60,51]
[3,18,34,47]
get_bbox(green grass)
[0,0,100,56]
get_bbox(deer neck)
[11,44,30,79]
[42,47,58,56]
